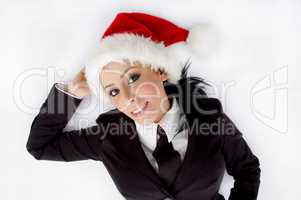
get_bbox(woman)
[26,12,261,200]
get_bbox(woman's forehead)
[103,61,127,71]
[100,60,144,84]
[102,60,143,72]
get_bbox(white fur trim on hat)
[84,25,211,107]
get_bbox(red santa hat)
[85,12,209,109]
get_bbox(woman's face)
[100,60,170,124]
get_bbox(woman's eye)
[109,89,119,97]
[128,73,140,84]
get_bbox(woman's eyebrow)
[104,66,138,89]
[104,83,114,89]
[120,66,138,78]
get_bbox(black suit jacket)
[26,84,261,200]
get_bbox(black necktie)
[152,125,182,188]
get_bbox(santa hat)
[85,12,210,110]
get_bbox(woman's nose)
[123,87,135,105]
[129,95,135,102]
[128,91,135,103]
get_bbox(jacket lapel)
[171,111,197,189]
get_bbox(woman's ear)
[161,72,168,82]
[159,70,168,82]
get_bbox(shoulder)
[182,96,224,133]
[95,108,134,125]
[189,97,223,116]
[94,108,137,144]
[198,97,223,112]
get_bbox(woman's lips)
[131,101,149,117]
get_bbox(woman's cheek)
[111,97,122,109]
[135,83,161,98]
[111,99,118,108]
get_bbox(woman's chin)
[132,114,156,125]
[133,116,151,124]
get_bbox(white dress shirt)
[55,82,189,173]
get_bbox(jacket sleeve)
[55,82,83,99]
[26,83,103,162]
[214,99,261,200]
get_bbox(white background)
[1,0,300,199]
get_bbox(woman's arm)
[26,83,103,161]
[26,68,104,162]
[55,82,83,99]
[215,100,261,200]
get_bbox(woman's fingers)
[68,67,91,98]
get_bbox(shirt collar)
[135,97,181,150]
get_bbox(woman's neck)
[153,97,173,124]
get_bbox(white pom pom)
[186,24,221,59]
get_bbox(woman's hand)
[67,68,91,98]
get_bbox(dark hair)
[163,60,211,108]
[163,60,212,133]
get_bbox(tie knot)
[156,125,169,146]
[157,125,166,137]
